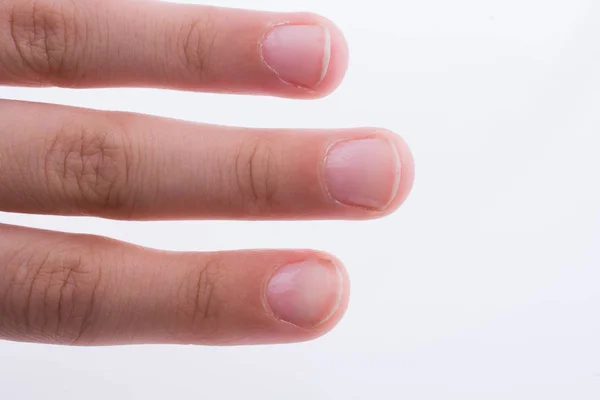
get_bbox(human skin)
[0,0,414,346]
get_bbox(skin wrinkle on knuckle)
[41,123,136,216]
[176,257,223,334]
[232,138,279,214]
[177,11,217,79]
[0,244,102,344]
[5,0,88,86]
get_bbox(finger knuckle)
[173,257,224,336]
[233,138,279,214]
[6,0,86,85]
[177,11,218,77]
[1,243,101,344]
[43,122,136,215]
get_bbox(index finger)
[0,0,348,97]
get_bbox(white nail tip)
[318,26,331,85]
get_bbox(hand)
[0,0,414,346]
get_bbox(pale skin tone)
[0,0,415,346]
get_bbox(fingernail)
[266,260,343,329]
[261,25,331,88]
[324,138,401,210]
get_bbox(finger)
[0,100,414,220]
[0,224,349,345]
[0,0,348,98]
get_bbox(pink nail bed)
[324,138,402,210]
[266,259,343,329]
[261,24,331,88]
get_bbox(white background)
[1,0,599,398]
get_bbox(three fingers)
[0,0,414,346]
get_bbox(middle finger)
[0,100,414,220]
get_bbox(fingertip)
[306,253,351,337]
[309,17,350,98]
[379,129,416,216]
[321,128,414,219]
[352,129,416,220]
[264,252,350,343]
[261,250,350,343]
[261,13,349,99]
